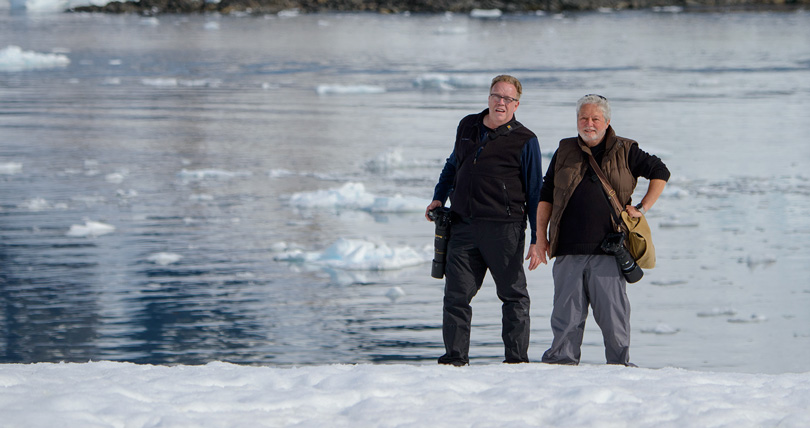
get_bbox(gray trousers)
[541,254,631,365]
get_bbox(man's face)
[577,103,610,147]
[487,81,520,128]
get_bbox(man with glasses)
[425,75,543,366]
[534,94,670,366]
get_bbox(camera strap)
[587,154,628,235]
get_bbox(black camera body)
[601,232,643,283]
[428,207,452,279]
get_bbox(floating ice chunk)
[179,79,222,88]
[147,252,183,266]
[0,162,22,174]
[290,182,375,210]
[66,220,115,237]
[728,314,767,323]
[142,78,178,87]
[413,74,456,91]
[386,286,406,303]
[413,74,491,90]
[315,84,386,95]
[140,17,160,26]
[318,238,426,270]
[470,8,502,18]
[364,148,405,173]
[641,324,679,335]
[277,8,299,18]
[288,182,424,213]
[178,168,252,182]
[0,45,68,71]
[19,198,50,211]
[697,307,738,317]
[105,173,125,184]
[274,238,431,271]
[204,21,220,30]
[268,169,296,178]
[269,241,293,252]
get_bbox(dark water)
[1,10,809,372]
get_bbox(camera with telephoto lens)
[428,207,452,279]
[600,232,643,283]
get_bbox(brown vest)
[548,127,637,257]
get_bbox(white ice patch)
[105,173,125,184]
[470,8,502,18]
[147,252,183,266]
[0,46,69,71]
[18,198,51,211]
[385,286,406,303]
[288,182,424,213]
[697,307,738,317]
[315,84,386,95]
[728,314,768,324]
[141,78,221,88]
[413,73,492,91]
[66,220,115,237]
[0,162,22,174]
[641,324,680,335]
[273,238,430,271]
[268,169,296,178]
[178,168,252,182]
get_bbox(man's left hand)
[626,205,643,218]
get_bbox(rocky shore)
[69,0,808,15]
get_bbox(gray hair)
[576,94,611,122]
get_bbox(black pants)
[439,218,530,365]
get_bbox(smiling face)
[485,81,520,129]
[577,103,610,147]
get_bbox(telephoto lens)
[429,207,452,279]
[600,232,643,283]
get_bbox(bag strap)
[587,154,625,232]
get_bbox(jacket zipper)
[502,182,511,216]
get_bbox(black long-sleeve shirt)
[540,138,670,255]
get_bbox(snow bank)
[0,362,807,428]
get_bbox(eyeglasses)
[584,94,607,100]
[489,93,519,105]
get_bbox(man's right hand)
[425,200,442,221]
[535,233,550,266]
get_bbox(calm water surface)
[1,9,809,373]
